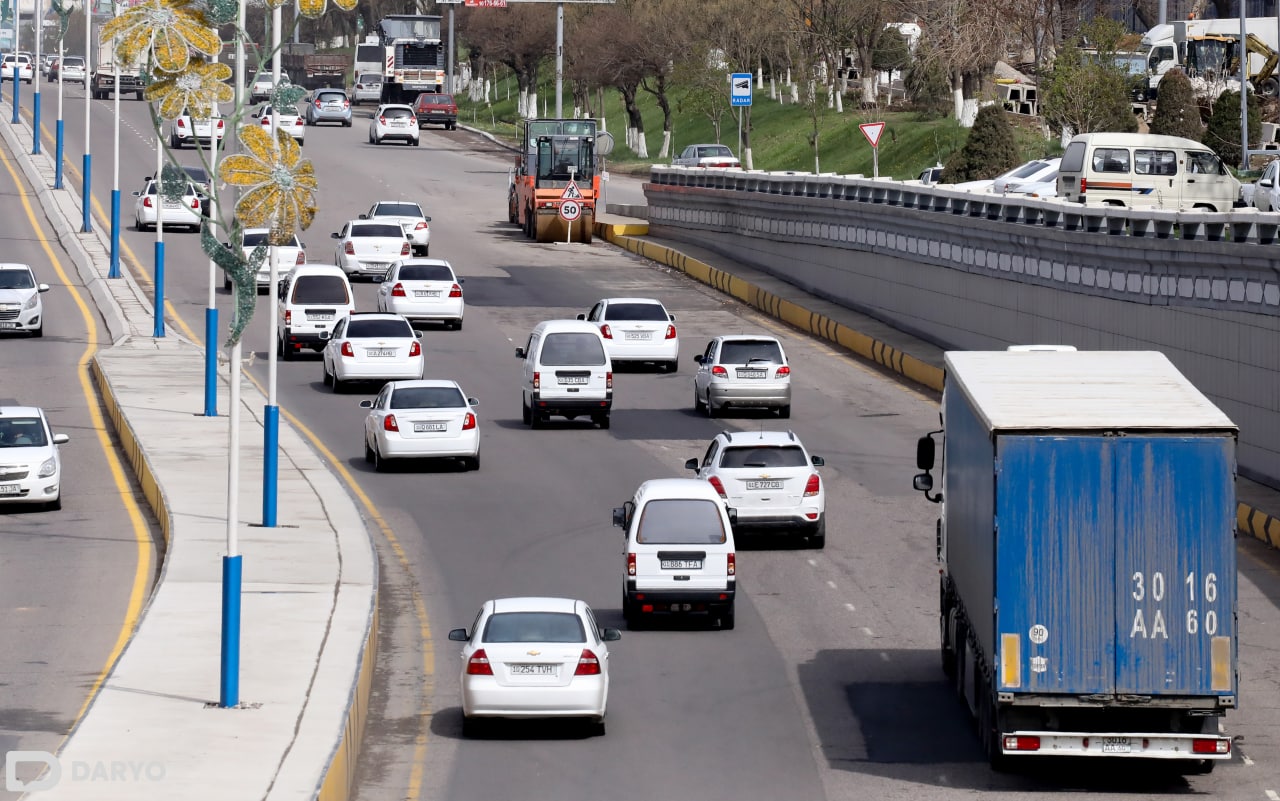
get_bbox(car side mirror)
[693,355,704,365]
[811,455,825,467]
[359,400,374,408]
[458,278,465,283]
[415,330,424,338]
[916,435,935,470]
[913,474,934,492]
[576,313,586,320]
[331,232,341,239]
[1262,179,1274,188]
[600,628,622,642]
[612,506,626,528]
[301,243,307,249]
[132,191,141,196]
[669,314,676,321]
[37,284,50,293]
[684,458,699,471]
[447,628,468,641]
[358,213,367,219]
[514,347,526,359]
[424,216,433,222]
[52,433,70,444]
[319,330,330,341]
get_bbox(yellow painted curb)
[600,228,1278,547]
[594,220,650,237]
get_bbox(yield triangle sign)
[561,180,583,200]
[859,122,886,148]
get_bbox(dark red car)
[412,92,458,131]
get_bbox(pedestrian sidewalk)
[3,101,377,800]
[593,209,1280,552]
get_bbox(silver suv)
[692,334,791,418]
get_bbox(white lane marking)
[1241,753,1254,766]
[1219,721,1226,733]
[862,627,874,636]
[807,558,817,567]
[879,652,889,661]
[844,602,855,612]
[1264,789,1277,800]
[826,580,836,590]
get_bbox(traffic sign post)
[730,72,751,165]
[859,121,885,179]
[561,169,582,243]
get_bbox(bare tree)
[635,0,696,158]
[703,0,788,168]
[458,5,555,118]
[910,0,1006,120]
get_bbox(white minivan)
[277,264,354,359]
[515,320,613,429]
[614,478,738,630]
[1056,132,1240,212]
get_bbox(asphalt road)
[22,85,1280,800]
[0,114,157,801]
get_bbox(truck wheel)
[1177,759,1216,775]
[134,91,143,100]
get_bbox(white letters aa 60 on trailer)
[859,122,885,148]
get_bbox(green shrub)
[1150,69,1203,141]
[943,104,1020,182]
[1204,89,1260,167]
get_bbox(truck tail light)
[665,325,676,339]
[344,242,354,255]
[627,552,636,575]
[606,371,613,390]
[391,282,406,297]
[1079,177,1087,196]
[1193,738,1230,755]
[776,365,790,377]
[341,341,355,357]
[383,414,399,432]
[804,474,820,496]
[532,371,540,390]
[727,553,735,575]
[1003,735,1040,752]
[462,412,476,430]
[466,649,493,675]
[708,476,727,498]
[574,649,601,675]
[449,283,462,298]
[599,324,612,339]
[711,365,728,377]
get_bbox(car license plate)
[661,559,702,569]
[308,313,334,321]
[163,202,182,209]
[510,664,557,675]
[413,422,446,432]
[0,322,17,329]
[624,331,650,340]
[746,480,783,490]
[0,483,21,494]
[392,120,408,126]
[736,369,767,378]
[366,348,396,357]
[558,376,588,385]
[365,263,388,271]
[1101,737,1131,753]
[414,290,442,298]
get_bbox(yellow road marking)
[0,134,154,737]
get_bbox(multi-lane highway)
[0,114,157,801]
[12,83,1280,800]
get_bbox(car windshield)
[242,232,299,248]
[143,182,191,196]
[482,612,586,644]
[0,418,48,448]
[65,58,84,66]
[0,270,36,289]
[373,203,422,218]
[636,499,726,544]
[540,332,606,366]
[720,445,808,469]
[719,340,783,365]
[397,264,453,281]
[604,302,668,321]
[347,318,413,338]
[390,386,465,409]
[1006,161,1049,179]
[291,275,348,304]
[350,224,403,238]
[697,145,734,159]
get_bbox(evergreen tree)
[1205,89,1260,168]
[905,41,951,120]
[1150,69,1203,141]
[943,105,1020,183]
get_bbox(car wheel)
[461,716,484,738]
[364,437,374,464]
[778,404,791,419]
[31,324,43,338]
[720,606,735,630]
[322,362,333,387]
[463,452,480,471]
[372,442,387,473]
[412,137,420,147]
[45,496,62,512]
[809,517,826,550]
[170,136,181,149]
[451,318,462,331]
[521,398,531,425]
[224,275,232,291]
[664,360,678,373]
[588,718,606,737]
[281,336,295,361]
[694,387,705,413]
[706,392,718,418]
[332,373,345,393]
[530,409,544,429]
[595,413,610,430]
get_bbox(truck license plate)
[1101,737,1131,753]
[308,313,334,321]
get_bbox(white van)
[1056,133,1240,212]
[614,478,737,630]
[277,264,354,359]
[515,320,613,429]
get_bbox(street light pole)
[262,2,280,527]
[109,11,121,280]
[54,6,63,188]
[32,0,41,155]
[204,81,220,417]
[153,121,165,337]
[81,0,91,234]
[554,1,562,117]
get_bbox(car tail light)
[804,474,820,497]
[1003,735,1040,752]
[314,98,322,108]
[449,283,462,298]
[284,310,292,325]
[177,118,186,128]
[665,325,676,339]
[217,120,224,130]
[341,341,354,357]
[295,251,305,266]
[142,196,153,208]
[343,99,350,108]
[627,552,636,575]
[532,371,540,390]
[383,414,399,432]
[297,117,304,126]
[466,649,493,675]
[415,221,429,231]
[261,117,271,125]
[727,553,735,576]
[574,649,602,676]
[379,115,387,125]
[391,282,406,297]
[401,243,411,256]
[776,365,790,377]
[462,412,476,430]
[191,198,200,210]
[409,340,421,357]
[344,242,354,255]
[1193,738,1230,755]
[708,476,727,498]
[606,371,613,390]
[599,324,612,339]
[711,365,728,377]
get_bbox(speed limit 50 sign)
[559,200,582,222]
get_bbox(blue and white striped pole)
[54,30,64,189]
[31,0,41,155]
[82,0,92,234]
[11,66,18,124]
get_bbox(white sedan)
[249,103,305,146]
[360,200,431,256]
[321,312,423,393]
[132,177,202,232]
[169,111,225,150]
[376,259,464,329]
[447,597,620,736]
[0,405,70,511]
[332,220,411,281]
[1248,160,1280,211]
[223,228,306,292]
[369,104,419,146]
[359,379,479,471]
[672,143,740,168]
[577,297,678,371]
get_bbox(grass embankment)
[456,73,1061,180]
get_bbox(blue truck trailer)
[912,350,1237,771]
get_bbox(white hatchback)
[685,430,827,548]
[169,111,225,150]
[225,228,306,292]
[376,259,463,329]
[448,597,619,736]
[0,405,70,511]
[369,104,419,146]
[359,379,479,471]
[577,297,678,371]
[692,334,792,418]
[332,220,411,281]
[132,177,202,232]
[321,312,423,392]
[0,263,51,337]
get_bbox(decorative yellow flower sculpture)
[100,0,221,74]
[221,125,318,245]
[283,0,358,19]
[144,58,234,119]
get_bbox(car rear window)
[351,224,403,238]
[374,203,423,217]
[397,264,453,281]
[540,332,606,366]
[0,418,48,447]
[636,499,726,544]
[0,270,35,289]
[719,340,783,365]
[347,318,414,338]
[291,275,349,304]
[243,232,299,248]
[698,145,733,158]
[383,108,413,119]
[604,302,668,321]
[482,612,585,643]
[417,94,448,105]
[390,386,465,409]
[358,74,382,83]
[316,92,345,102]
[720,445,808,469]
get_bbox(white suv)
[0,263,51,337]
[685,430,826,548]
[692,334,792,418]
[0,405,70,511]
